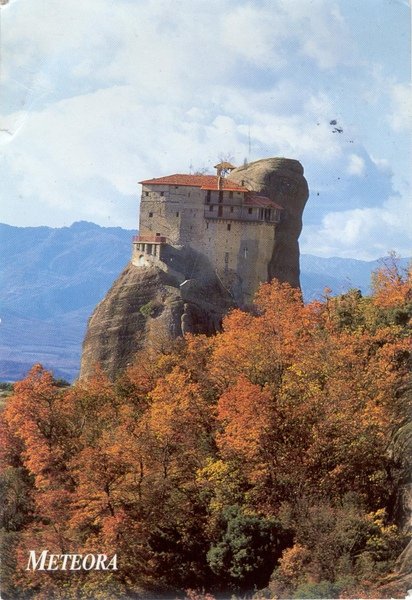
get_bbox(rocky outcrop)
[374,366,412,598]
[80,246,234,380]
[389,420,412,531]
[228,158,309,288]
[80,157,308,380]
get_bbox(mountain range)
[0,221,409,382]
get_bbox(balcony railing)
[133,235,167,243]
[204,209,281,224]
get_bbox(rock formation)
[80,157,308,380]
[80,246,234,379]
[228,158,309,288]
[378,419,412,596]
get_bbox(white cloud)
[370,155,391,174]
[388,83,412,132]
[0,0,410,260]
[291,0,353,69]
[301,193,412,260]
[347,154,365,176]
[242,91,344,164]
[220,0,354,71]
[221,4,287,69]
[1,0,356,109]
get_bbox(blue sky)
[0,0,410,259]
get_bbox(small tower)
[214,161,236,178]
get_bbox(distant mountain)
[300,254,410,301]
[0,222,409,381]
[0,222,134,382]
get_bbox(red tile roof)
[139,174,248,192]
[201,180,247,192]
[244,194,284,210]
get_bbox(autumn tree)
[1,269,410,599]
[371,254,411,311]
[210,277,410,509]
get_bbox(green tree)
[207,505,288,590]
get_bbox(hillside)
[0,222,133,381]
[300,254,410,300]
[0,221,409,381]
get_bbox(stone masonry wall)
[139,183,278,306]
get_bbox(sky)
[0,0,410,259]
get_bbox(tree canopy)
[1,260,411,599]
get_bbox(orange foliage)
[211,279,410,507]
[1,276,410,598]
[216,376,272,464]
[147,366,215,478]
[211,280,319,391]
[371,255,412,309]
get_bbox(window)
[209,205,213,211]
[176,212,179,217]
[206,223,209,229]
[149,212,153,217]
[145,191,149,196]
[227,224,231,231]
[248,207,253,214]
[224,252,229,272]
[160,192,164,197]
[229,191,233,199]
[218,190,223,203]
[206,190,211,203]
[230,206,234,213]
[218,206,223,217]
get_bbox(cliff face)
[228,158,309,288]
[80,246,234,380]
[80,157,308,380]
[377,419,412,596]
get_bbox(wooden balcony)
[204,207,281,224]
